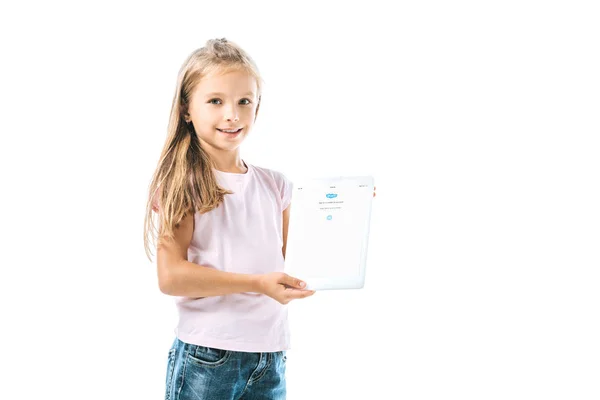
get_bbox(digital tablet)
[284,176,374,290]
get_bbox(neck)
[209,151,247,173]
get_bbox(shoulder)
[250,164,292,186]
[249,163,293,211]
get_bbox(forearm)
[162,259,263,297]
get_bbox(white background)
[1,1,599,399]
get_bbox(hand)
[257,272,316,305]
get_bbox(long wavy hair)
[144,38,263,261]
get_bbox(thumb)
[281,274,306,289]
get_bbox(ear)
[180,103,191,123]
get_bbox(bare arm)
[156,210,312,303]
[282,203,291,259]
[157,212,261,297]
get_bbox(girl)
[143,38,316,400]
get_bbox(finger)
[286,289,315,300]
[285,287,314,294]
[281,274,306,289]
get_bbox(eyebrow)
[204,91,256,98]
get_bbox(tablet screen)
[284,176,374,290]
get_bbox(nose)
[225,105,239,122]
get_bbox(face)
[186,69,259,153]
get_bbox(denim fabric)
[165,337,287,400]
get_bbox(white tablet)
[284,176,374,290]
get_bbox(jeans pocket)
[165,348,176,400]
[187,345,231,367]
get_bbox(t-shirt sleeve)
[275,171,294,212]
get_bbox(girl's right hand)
[257,272,316,304]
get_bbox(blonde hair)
[143,38,263,261]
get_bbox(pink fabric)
[167,161,294,352]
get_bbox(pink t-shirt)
[172,161,293,352]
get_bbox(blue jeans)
[165,337,287,400]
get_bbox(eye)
[240,98,252,105]
[208,99,222,105]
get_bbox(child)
[143,38,316,400]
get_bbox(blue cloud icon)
[326,193,338,199]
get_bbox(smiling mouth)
[217,128,243,134]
